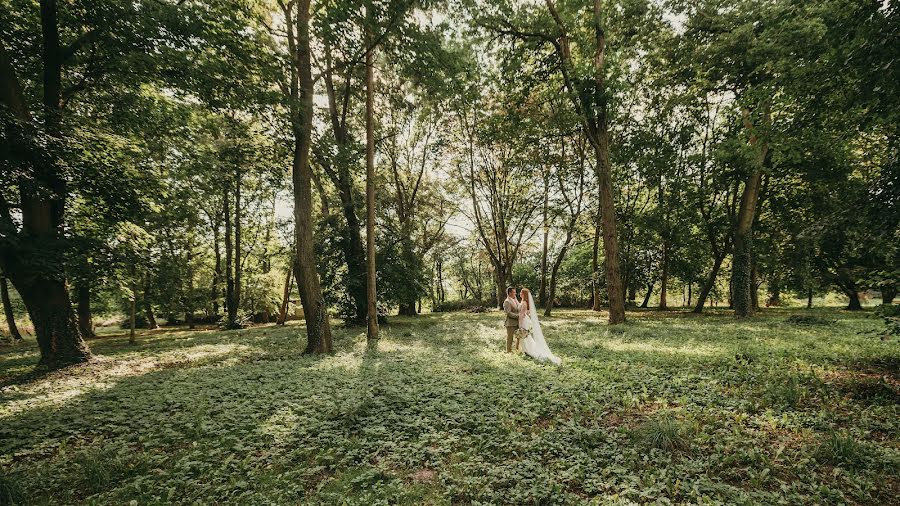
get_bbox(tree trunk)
[277,260,293,325]
[234,163,242,326]
[659,243,669,310]
[846,291,863,311]
[544,246,569,317]
[881,286,896,305]
[688,282,692,307]
[0,16,91,368]
[807,287,813,308]
[693,252,725,313]
[76,282,95,338]
[640,283,653,308]
[767,276,782,307]
[224,183,236,327]
[1,275,23,340]
[291,0,333,354]
[539,177,549,306]
[364,19,378,343]
[144,296,158,330]
[591,211,603,311]
[211,216,222,316]
[750,257,759,311]
[732,106,768,318]
[129,286,136,344]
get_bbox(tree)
[278,0,334,353]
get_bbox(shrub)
[432,299,495,313]
[636,415,690,452]
[816,431,870,468]
[0,473,24,506]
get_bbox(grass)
[0,307,897,504]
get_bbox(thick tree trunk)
[364,21,378,343]
[767,276,782,307]
[291,0,333,354]
[881,286,896,305]
[76,282,95,338]
[846,291,863,311]
[0,18,90,368]
[597,161,626,323]
[640,283,653,308]
[1,275,23,340]
[750,257,759,311]
[693,252,725,313]
[591,216,602,311]
[732,106,768,318]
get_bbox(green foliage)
[1,309,897,504]
[815,432,871,469]
[431,299,492,312]
[635,415,692,452]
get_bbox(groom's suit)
[503,297,520,352]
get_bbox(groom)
[503,286,520,352]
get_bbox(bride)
[518,288,562,365]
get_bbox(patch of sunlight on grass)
[0,343,251,419]
[307,351,362,372]
[601,339,722,357]
[260,406,300,445]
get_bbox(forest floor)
[0,308,897,505]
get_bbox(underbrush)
[0,308,896,504]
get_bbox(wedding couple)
[503,287,562,365]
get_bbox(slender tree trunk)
[364,19,378,343]
[291,0,333,353]
[539,176,549,306]
[436,258,445,303]
[659,243,669,310]
[234,164,242,326]
[277,260,293,325]
[1,275,22,340]
[687,282,692,308]
[807,287,813,308]
[591,213,602,311]
[544,246,568,317]
[640,283,653,308]
[211,217,222,316]
[76,282,95,338]
[693,252,725,313]
[129,286,136,344]
[224,184,236,327]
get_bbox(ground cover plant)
[1,308,897,505]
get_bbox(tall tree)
[279,0,333,353]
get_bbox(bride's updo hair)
[520,288,531,309]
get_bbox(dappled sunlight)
[599,339,723,357]
[0,342,252,419]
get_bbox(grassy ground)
[0,308,897,505]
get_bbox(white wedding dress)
[520,292,561,365]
